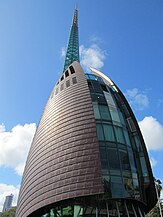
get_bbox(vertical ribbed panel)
[16,62,104,217]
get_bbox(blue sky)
[0,0,163,210]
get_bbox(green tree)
[1,207,16,217]
[146,179,163,217]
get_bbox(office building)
[2,194,13,212]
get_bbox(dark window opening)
[56,81,59,85]
[65,70,69,77]
[119,150,130,170]
[87,81,93,92]
[101,84,108,92]
[55,88,58,95]
[72,77,77,84]
[60,83,64,91]
[66,80,70,88]
[61,75,64,81]
[69,65,75,74]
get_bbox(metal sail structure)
[63,8,79,72]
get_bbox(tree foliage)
[146,179,163,217]
[0,207,16,217]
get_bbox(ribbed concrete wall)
[16,62,104,217]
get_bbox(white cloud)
[80,44,106,70]
[0,123,36,176]
[138,116,163,151]
[0,124,5,133]
[60,47,66,58]
[125,88,149,111]
[60,43,107,71]
[0,183,19,212]
[150,157,157,168]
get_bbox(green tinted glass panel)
[107,148,120,169]
[92,102,101,119]
[109,106,121,123]
[96,94,107,104]
[111,176,123,197]
[114,126,125,143]
[128,150,137,172]
[99,104,111,120]
[104,92,115,106]
[134,135,142,152]
[119,150,130,170]
[103,124,115,141]
[140,156,149,177]
[100,147,107,160]
[92,81,102,93]
[96,124,104,140]
[119,111,126,126]
[123,130,131,146]
[89,74,98,81]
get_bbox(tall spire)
[63,8,79,72]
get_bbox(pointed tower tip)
[63,7,79,72]
[75,3,78,10]
[72,6,78,26]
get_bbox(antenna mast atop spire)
[63,8,79,72]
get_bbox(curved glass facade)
[86,73,149,203]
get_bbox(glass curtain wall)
[86,74,150,204]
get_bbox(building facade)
[2,194,13,213]
[16,9,157,217]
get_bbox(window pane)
[114,126,125,143]
[101,84,108,92]
[119,150,130,170]
[104,92,115,106]
[92,102,101,119]
[103,124,115,141]
[92,81,102,93]
[60,83,64,91]
[109,106,121,123]
[123,130,131,146]
[140,156,149,177]
[119,111,126,126]
[127,117,136,132]
[65,70,69,77]
[69,65,75,74]
[96,124,104,140]
[128,150,137,172]
[66,80,70,87]
[99,104,111,120]
[99,146,107,160]
[89,74,98,81]
[134,135,142,152]
[107,148,120,170]
[72,77,77,84]
[96,94,107,104]
[111,176,123,197]
[91,93,97,102]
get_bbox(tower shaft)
[63,9,79,72]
